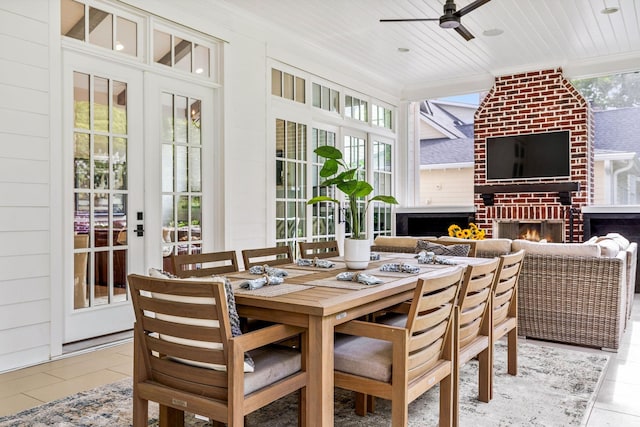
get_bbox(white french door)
[63,51,144,343]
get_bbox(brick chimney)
[473,68,594,242]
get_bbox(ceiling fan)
[380,0,491,41]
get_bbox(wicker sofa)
[371,234,637,350]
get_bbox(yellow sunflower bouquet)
[448,223,486,240]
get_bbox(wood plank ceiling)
[215,0,640,99]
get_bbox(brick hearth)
[473,68,594,242]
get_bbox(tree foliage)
[572,72,640,110]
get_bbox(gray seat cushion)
[245,346,301,395]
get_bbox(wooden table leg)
[307,315,334,426]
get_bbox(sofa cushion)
[512,239,601,257]
[603,233,631,250]
[475,238,513,255]
[595,238,621,257]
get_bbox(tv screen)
[486,130,570,180]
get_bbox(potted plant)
[307,145,398,269]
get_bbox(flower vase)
[344,238,370,270]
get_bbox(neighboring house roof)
[594,107,640,153]
[421,107,639,166]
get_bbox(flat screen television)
[486,130,570,180]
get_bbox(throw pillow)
[415,240,470,257]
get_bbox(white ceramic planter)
[344,238,371,270]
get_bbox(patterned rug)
[0,340,608,427]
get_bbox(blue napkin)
[370,252,381,261]
[248,265,289,277]
[239,275,285,290]
[296,258,335,268]
[336,272,383,285]
[380,263,420,274]
[415,250,456,265]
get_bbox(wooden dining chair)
[172,250,239,278]
[128,274,307,427]
[490,249,525,398]
[333,266,465,427]
[242,245,293,269]
[453,257,501,427]
[298,240,339,259]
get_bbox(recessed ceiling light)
[482,28,504,37]
[398,47,410,53]
[601,6,619,14]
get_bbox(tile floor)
[0,295,639,425]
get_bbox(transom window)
[312,83,340,113]
[272,69,305,103]
[372,104,393,130]
[345,95,368,122]
[61,0,140,57]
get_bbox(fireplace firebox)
[494,220,564,242]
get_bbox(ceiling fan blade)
[455,0,491,17]
[454,24,475,41]
[380,18,439,22]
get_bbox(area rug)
[0,340,608,427]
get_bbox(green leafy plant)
[307,146,398,239]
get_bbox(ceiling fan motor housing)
[440,0,461,28]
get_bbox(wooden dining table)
[230,253,489,426]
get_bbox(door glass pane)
[190,99,201,144]
[74,133,90,189]
[175,96,188,143]
[89,7,113,50]
[74,72,90,129]
[94,135,109,189]
[113,137,127,190]
[112,81,127,134]
[175,146,188,192]
[189,147,201,192]
[162,144,174,192]
[94,77,109,132]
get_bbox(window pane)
[116,16,137,56]
[93,193,109,247]
[331,89,339,112]
[272,69,282,97]
[73,72,90,129]
[93,76,109,132]
[286,121,296,160]
[112,80,127,134]
[154,30,172,66]
[194,44,209,76]
[321,86,330,110]
[88,7,112,50]
[276,201,285,239]
[298,123,306,161]
[174,37,192,72]
[61,0,85,41]
[162,195,175,241]
[295,77,305,103]
[312,83,321,108]
[283,73,294,100]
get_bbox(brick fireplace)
[473,68,594,242]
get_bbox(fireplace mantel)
[474,182,580,194]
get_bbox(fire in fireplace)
[494,220,564,242]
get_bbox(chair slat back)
[242,245,293,268]
[404,267,465,381]
[129,274,231,400]
[457,258,501,349]
[492,249,525,326]
[298,240,340,259]
[172,251,239,278]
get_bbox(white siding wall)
[0,1,51,371]
[419,167,474,206]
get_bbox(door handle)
[135,224,144,237]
